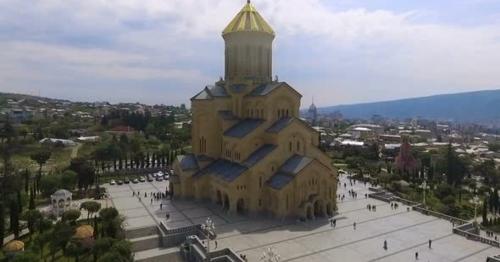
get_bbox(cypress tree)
[482,200,488,226]
[0,202,5,246]
[29,188,35,210]
[9,199,19,238]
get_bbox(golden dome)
[222,1,274,36]
[74,225,94,239]
[3,240,24,252]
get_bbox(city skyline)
[1,0,499,106]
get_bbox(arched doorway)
[326,202,333,217]
[216,190,222,205]
[306,206,313,220]
[314,200,323,217]
[236,198,246,215]
[223,194,230,211]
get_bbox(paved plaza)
[105,176,500,261]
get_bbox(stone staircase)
[127,225,181,262]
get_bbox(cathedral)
[172,1,337,219]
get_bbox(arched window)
[286,109,289,117]
[296,141,300,151]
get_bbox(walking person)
[353,222,356,230]
[160,203,163,210]
[383,240,387,250]
[215,240,218,249]
[415,251,418,260]
[428,239,432,249]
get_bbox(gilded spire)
[222,1,274,36]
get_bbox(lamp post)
[473,195,481,225]
[201,217,215,262]
[261,247,280,262]
[421,180,429,206]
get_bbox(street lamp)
[421,180,429,206]
[261,247,280,262]
[201,217,216,262]
[472,195,481,225]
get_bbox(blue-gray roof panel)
[243,144,276,167]
[224,119,264,138]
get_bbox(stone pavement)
[105,176,500,261]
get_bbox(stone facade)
[172,1,337,219]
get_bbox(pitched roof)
[247,82,283,96]
[177,154,199,171]
[224,119,264,138]
[191,84,229,100]
[267,154,313,190]
[267,117,317,134]
[191,87,212,100]
[222,1,275,36]
[243,144,276,167]
[266,117,293,133]
[193,159,247,182]
[280,154,313,174]
[208,84,229,97]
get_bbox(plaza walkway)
[105,175,500,261]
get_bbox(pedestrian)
[353,222,356,230]
[415,251,418,260]
[333,219,336,228]
[215,240,218,249]
[144,192,147,198]
[428,239,432,249]
[150,198,153,205]
[132,191,135,196]
[383,240,387,250]
[160,203,163,210]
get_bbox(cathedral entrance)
[313,200,324,217]
[306,206,313,220]
[236,198,246,215]
[223,194,230,210]
[326,202,333,217]
[216,190,222,205]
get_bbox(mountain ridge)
[319,89,500,122]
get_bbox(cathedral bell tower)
[222,0,275,85]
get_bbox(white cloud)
[0,0,499,106]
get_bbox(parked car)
[117,180,123,185]
[124,178,130,184]
[163,173,170,180]
[156,176,163,182]
[139,176,146,182]
[110,179,116,185]
[147,175,154,182]
[132,178,139,184]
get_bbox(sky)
[0,0,500,107]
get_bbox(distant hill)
[319,89,500,122]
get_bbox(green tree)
[80,201,102,220]
[62,209,81,225]
[69,157,96,191]
[92,237,114,261]
[66,240,85,262]
[49,222,73,259]
[99,207,124,238]
[32,231,51,259]
[9,197,20,237]
[11,251,40,262]
[39,175,60,197]
[22,209,42,238]
[30,149,52,194]
[0,201,4,246]
[60,170,78,190]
